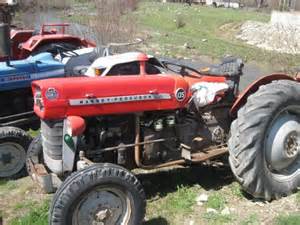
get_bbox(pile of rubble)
[236,13,300,55]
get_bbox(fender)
[21,36,84,52]
[230,74,295,118]
[21,35,96,54]
[10,29,34,59]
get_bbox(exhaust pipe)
[0,23,11,65]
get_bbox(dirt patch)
[218,22,243,40]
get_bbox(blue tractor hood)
[0,53,65,92]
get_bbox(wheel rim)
[72,186,132,225]
[265,106,300,177]
[0,142,26,177]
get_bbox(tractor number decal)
[0,73,30,83]
[175,88,186,101]
[0,69,65,84]
[69,93,172,106]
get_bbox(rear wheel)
[0,127,32,179]
[229,80,300,200]
[50,163,146,225]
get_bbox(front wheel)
[26,134,43,177]
[229,80,300,200]
[0,127,32,179]
[50,163,146,225]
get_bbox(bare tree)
[255,0,265,8]
[88,0,138,47]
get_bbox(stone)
[196,193,208,203]
[206,208,217,213]
[236,20,300,54]
[184,42,191,49]
[221,207,230,215]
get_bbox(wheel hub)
[95,209,109,222]
[0,142,26,177]
[266,114,300,172]
[72,187,131,225]
[284,134,299,158]
[0,152,14,165]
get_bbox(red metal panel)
[230,74,294,118]
[33,74,191,119]
[21,34,96,52]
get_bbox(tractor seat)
[201,57,244,77]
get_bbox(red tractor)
[27,53,299,225]
[8,23,96,60]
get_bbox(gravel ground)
[237,20,300,55]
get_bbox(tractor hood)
[32,74,190,120]
[0,53,65,92]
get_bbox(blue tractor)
[0,53,65,179]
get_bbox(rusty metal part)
[27,158,61,193]
[134,115,228,169]
[86,115,227,169]
[135,115,142,167]
[27,158,54,193]
[79,151,94,164]
[88,138,174,154]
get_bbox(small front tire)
[50,163,146,225]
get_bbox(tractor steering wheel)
[162,61,202,78]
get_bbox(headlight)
[94,67,105,76]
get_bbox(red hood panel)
[33,75,190,119]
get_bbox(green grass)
[206,192,227,210]
[27,129,39,138]
[60,0,300,69]
[146,184,199,224]
[134,1,300,69]
[9,199,49,225]
[275,214,300,225]
[0,180,17,192]
[241,213,259,225]
[14,201,37,210]
[203,212,233,225]
[229,182,244,199]
[163,185,197,213]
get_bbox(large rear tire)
[50,163,146,225]
[0,127,32,179]
[229,80,300,200]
